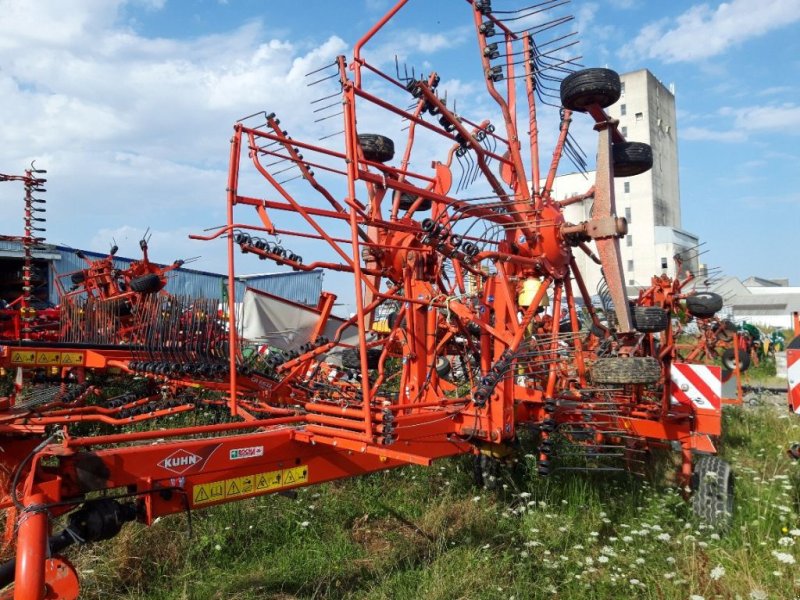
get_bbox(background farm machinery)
[0,1,736,598]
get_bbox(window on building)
[627,260,634,271]
[635,112,643,121]
[626,235,633,247]
[628,279,636,286]
[625,207,632,223]
[621,126,627,137]
[620,104,627,116]
[623,182,630,194]
[661,258,668,270]
[620,82,625,96]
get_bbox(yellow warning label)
[10,351,35,365]
[60,352,84,365]
[36,352,61,365]
[192,465,309,506]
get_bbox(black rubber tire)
[789,443,800,460]
[686,292,723,318]
[129,273,163,294]
[71,272,86,285]
[341,347,382,370]
[691,455,734,530]
[560,68,621,112]
[612,142,653,177]
[398,192,432,212]
[722,348,750,372]
[714,320,736,343]
[473,453,501,490]
[591,356,662,385]
[358,134,395,163]
[632,307,669,333]
[435,356,452,379]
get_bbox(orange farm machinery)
[0,2,733,598]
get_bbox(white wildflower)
[772,551,796,565]
[749,590,768,600]
[790,529,800,537]
[472,496,482,502]
[656,532,671,542]
[629,579,641,585]
[710,565,725,580]
[690,595,705,600]
[299,521,310,527]
[778,537,795,547]
[597,555,609,564]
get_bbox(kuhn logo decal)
[158,449,203,474]
[230,446,264,461]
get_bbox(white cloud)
[0,0,349,273]
[620,0,800,63]
[724,103,800,132]
[681,102,800,143]
[681,126,746,142]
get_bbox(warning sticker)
[10,351,35,365]
[60,352,85,365]
[192,465,309,506]
[36,352,61,365]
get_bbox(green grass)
[71,398,800,600]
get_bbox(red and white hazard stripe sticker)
[670,363,722,411]
[788,349,800,414]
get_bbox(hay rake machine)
[0,1,731,597]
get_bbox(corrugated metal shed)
[51,246,323,305]
[0,240,323,306]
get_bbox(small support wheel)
[560,68,621,112]
[357,134,395,163]
[612,142,653,177]
[685,292,724,318]
[788,443,800,460]
[398,192,432,211]
[129,273,163,294]
[722,348,750,372]
[473,453,501,490]
[691,455,734,530]
[341,347,382,370]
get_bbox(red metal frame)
[0,3,727,597]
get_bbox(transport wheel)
[435,355,452,379]
[398,191,432,211]
[788,443,800,460]
[722,348,750,372]
[129,273,162,293]
[714,320,736,342]
[691,455,734,529]
[473,453,501,490]
[560,68,621,112]
[341,347,382,370]
[358,134,395,163]
[612,142,653,177]
[632,306,669,333]
[686,292,724,318]
[591,356,662,385]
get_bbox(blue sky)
[1,0,798,292]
